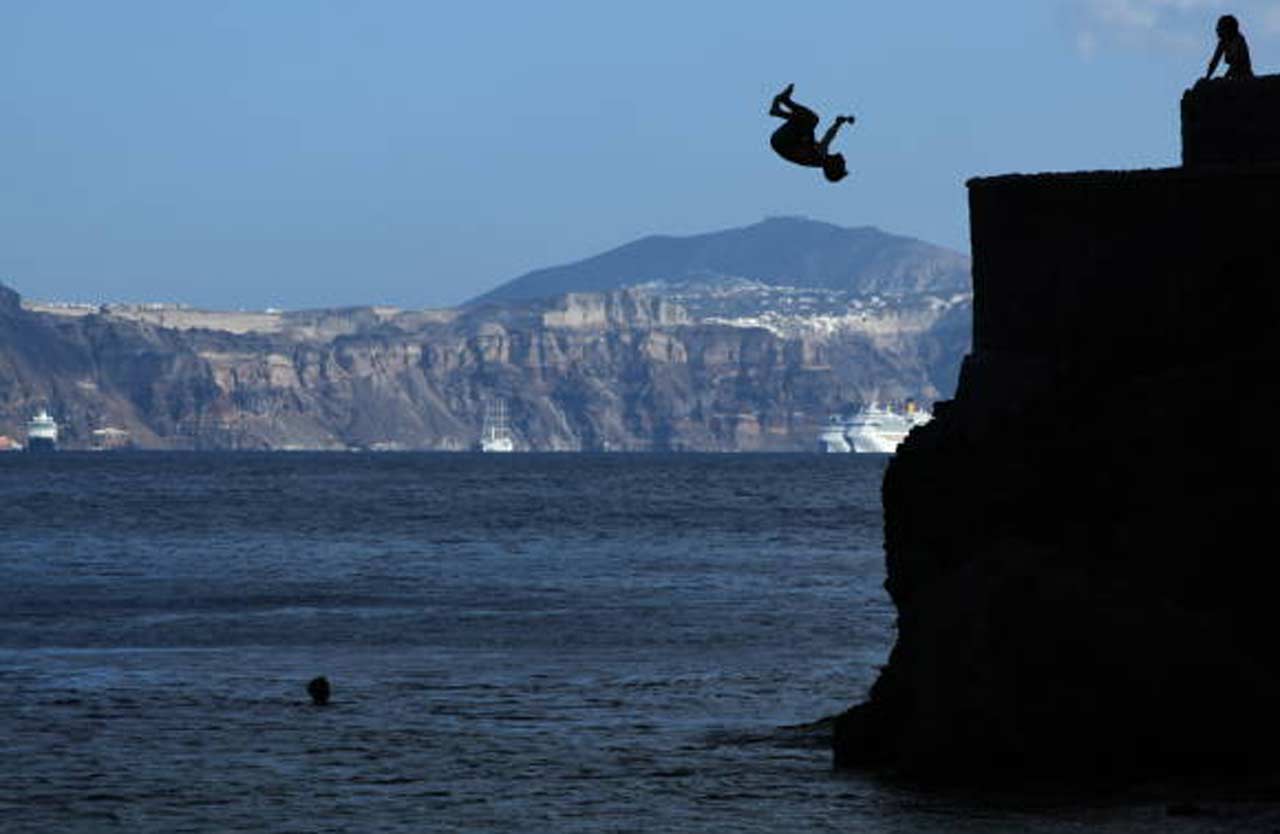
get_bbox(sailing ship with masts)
[479,397,515,453]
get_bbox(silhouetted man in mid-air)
[1206,14,1253,80]
[768,84,854,183]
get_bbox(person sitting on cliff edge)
[768,84,854,183]
[1205,14,1253,80]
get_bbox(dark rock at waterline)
[307,676,331,706]
[1166,803,1209,818]
[834,76,1280,788]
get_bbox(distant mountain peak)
[468,218,969,306]
[760,214,819,225]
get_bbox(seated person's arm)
[1206,41,1224,78]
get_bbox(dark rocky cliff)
[833,77,1280,787]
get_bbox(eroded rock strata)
[0,286,962,451]
[834,78,1280,786]
[1,218,974,451]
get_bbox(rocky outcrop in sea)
[833,77,1280,788]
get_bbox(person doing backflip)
[1205,14,1253,80]
[768,84,854,183]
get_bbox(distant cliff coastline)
[0,220,970,451]
[834,78,1280,788]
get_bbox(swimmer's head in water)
[307,675,331,706]
[823,154,848,183]
[1217,14,1239,37]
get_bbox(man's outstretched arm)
[818,116,855,151]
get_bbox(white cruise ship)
[26,409,58,452]
[479,398,515,453]
[819,402,931,454]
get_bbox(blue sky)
[1,1,1273,309]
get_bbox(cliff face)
[2,218,972,451]
[834,78,1280,786]
[0,287,960,451]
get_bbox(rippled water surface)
[0,453,1260,832]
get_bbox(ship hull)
[847,432,904,454]
[818,427,853,453]
[822,405,932,454]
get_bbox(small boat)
[26,409,58,452]
[479,398,515,453]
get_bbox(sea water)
[0,453,1257,832]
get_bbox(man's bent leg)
[784,101,820,132]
